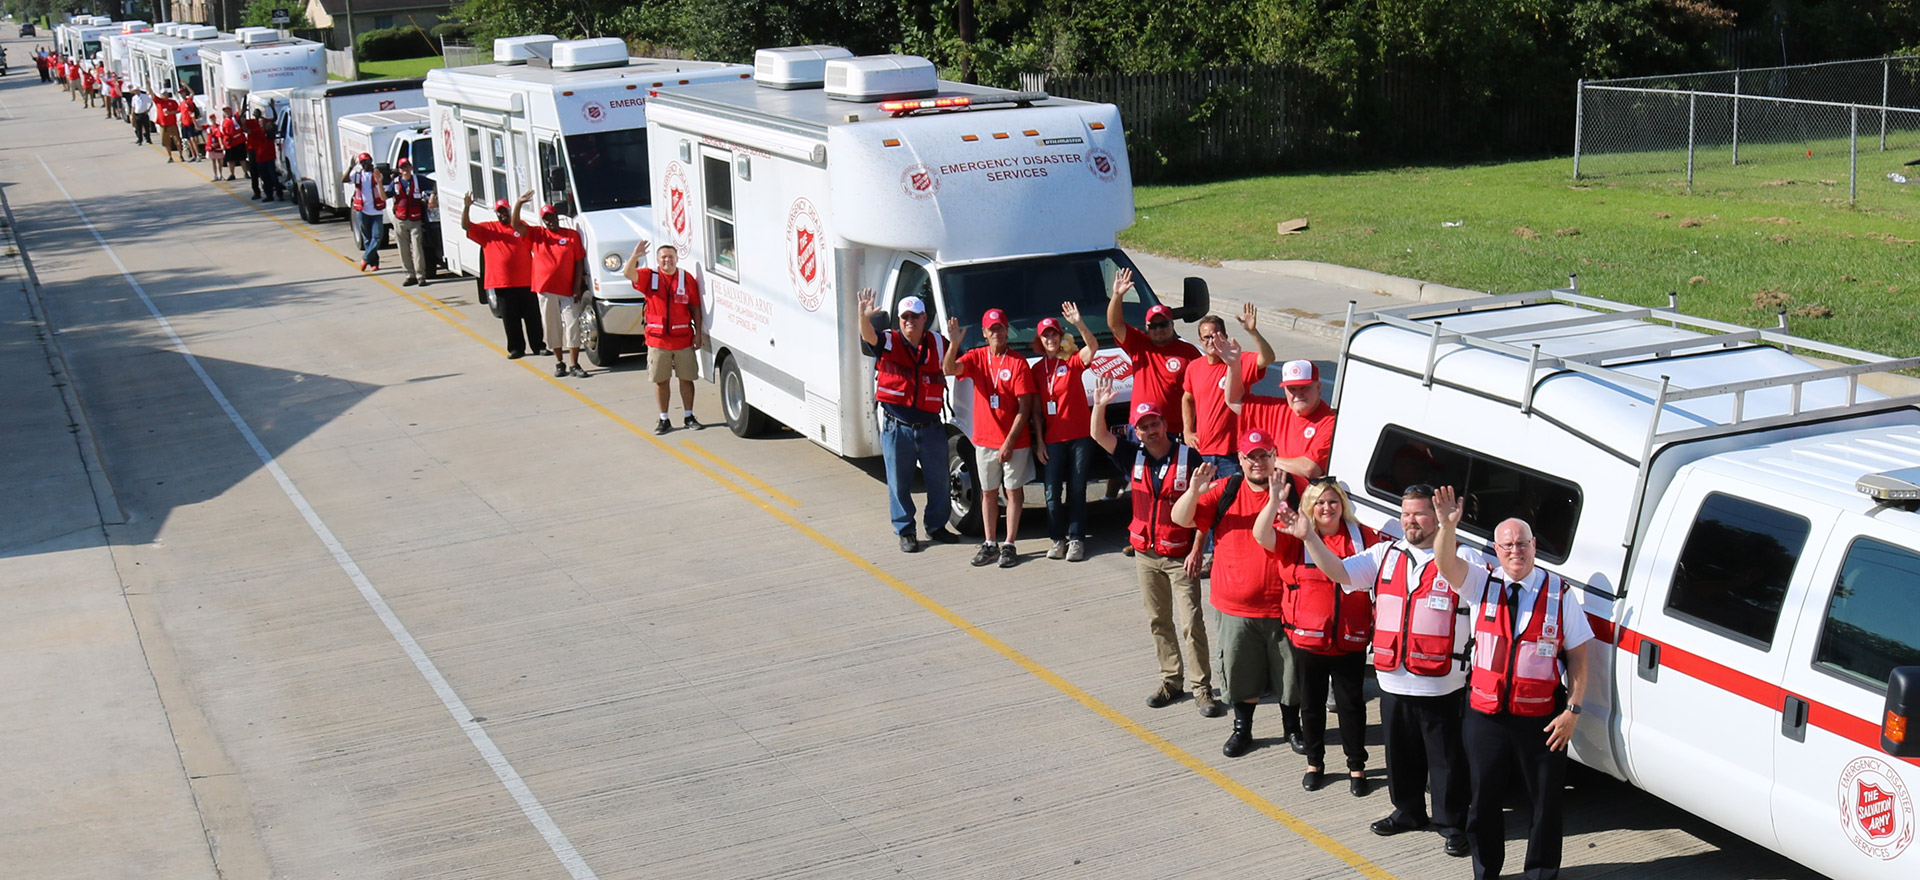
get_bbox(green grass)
[357,55,445,80]
[1123,151,1920,355]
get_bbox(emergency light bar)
[1857,466,1920,502]
[879,91,1050,117]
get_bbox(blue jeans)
[1042,437,1094,541]
[354,211,385,267]
[881,416,951,536]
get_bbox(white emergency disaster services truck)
[128,24,226,98]
[202,28,325,116]
[423,36,751,315]
[58,17,118,61]
[1327,285,1920,879]
[100,21,152,79]
[284,79,426,224]
[337,107,440,269]
[643,46,1210,528]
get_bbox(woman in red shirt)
[1029,302,1099,562]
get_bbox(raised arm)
[510,189,533,232]
[620,238,648,286]
[1170,461,1218,529]
[1063,301,1097,365]
[1283,501,1355,585]
[941,318,966,376]
[459,193,474,232]
[1431,485,1472,589]
[1089,376,1119,454]
[1251,480,1287,552]
[856,289,881,348]
[1106,268,1133,346]
[1238,302,1276,371]
[1219,336,1248,414]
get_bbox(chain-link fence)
[440,39,490,70]
[1574,56,1920,211]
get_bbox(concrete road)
[0,28,1818,880]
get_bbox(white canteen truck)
[643,46,1211,530]
[1326,284,1920,879]
[284,79,427,224]
[100,22,152,79]
[423,35,751,314]
[201,28,325,116]
[58,18,118,61]
[127,24,226,98]
[337,107,439,267]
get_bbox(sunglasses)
[1146,321,1172,330]
[1309,475,1340,487]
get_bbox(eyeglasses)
[1494,540,1535,551]
[1242,450,1275,461]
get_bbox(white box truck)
[338,108,439,266]
[1326,285,1920,880]
[100,22,151,78]
[284,79,427,224]
[127,25,225,98]
[202,27,324,117]
[423,36,751,314]
[642,47,1210,527]
[58,19,120,61]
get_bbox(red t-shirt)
[958,346,1036,449]
[466,222,531,289]
[179,100,197,127]
[1182,351,1265,456]
[1120,325,1202,424]
[1241,396,1337,498]
[521,225,585,296]
[1031,354,1091,443]
[153,96,178,126]
[1190,478,1285,617]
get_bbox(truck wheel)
[947,432,983,537]
[582,302,621,366]
[720,355,768,438]
[298,181,321,224]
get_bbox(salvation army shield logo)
[1165,357,1183,373]
[661,162,690,246]
[581,101,607,124]
[901,163,939,200]
[1840,756,1916,859]
[1087,148,1118,183]
[997,368,1012,381]
[786,198,825,312]
[439,110,455,163]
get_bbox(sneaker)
[1046,540,1067,560]
[899,533,921,554]
[553,361,568,377]
[654,417,671,435]
[1123,545,1136,557]
[683,414,704,431]
[569,365,589,379]
[969,543,998,567]
[1066,539,1086,562]
[1194,690,1226,718]
[1145,680,1182,709]
[997,543,1018,568]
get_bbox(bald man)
[1432,496,1592,880]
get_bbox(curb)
[1221,259,1491,343]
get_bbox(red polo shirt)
[957,346,1036,449]
[1120,325,1202,424]
[1240,396,1337,499]
[466,222,531,289]
[522,225,585,296]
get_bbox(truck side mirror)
[1884,666,1920,757]
[1173,276,1209,322]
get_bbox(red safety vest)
[350,170,386,213]
[1371,542,1467,676]
[391,177,425,221]
[1285,522,1379,656]
[1468,573,1566,717]
[640,269,696,346]
[1129,444,1195,557]
[873,330,946,414]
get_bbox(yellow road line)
[680,439,801,507]
[138,131,1396,879]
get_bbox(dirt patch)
[1554,227,1581,237]
[1871,232,1918,245]
[1759,179,1798,187]
[1688,276,1708,285]
[1753,288,1794,310]
[1792,303,1834,319]
[1769,234,1792,244]
[1651,211,1672,219]
[1513,226,1540,240]
[1744,216,1796,224]
[1679,218,1704,228]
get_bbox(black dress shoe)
[1445,833,1471,858]
[926,527,960,544]
[1301,770,1324,792]
[1370,815,1427,837]
[1222,727,1252,758]
[1288,733,1307,755]
[899,533,921,553]
[1349,775,1369,797]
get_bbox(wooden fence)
[1023,61,1569,182]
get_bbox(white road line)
[36,155,601,880]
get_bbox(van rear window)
[1364,425,1582,563]
[1815,537,1920,691]
[1664,492,1807,649]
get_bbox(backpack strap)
[1209,475,1244,537]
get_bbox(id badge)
[1426,595,1452,612]
[1535,642,1558,658]
[990,394,1001,409]
[1047,401,1058,415]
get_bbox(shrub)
[430,21,468,43]
[355,26,433,63]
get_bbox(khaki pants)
[395,218,426,279]
[1137,549,1212,694]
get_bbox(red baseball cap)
[1279,359,1321,387]
[493,198,510,211]
[1240,429,1277,454]
[396,157,412,167]
[1130,401,1165,426]
[981,308,1008,330]
[539,204,559,217]
[357,152,372,162]
[1144,304,1174,324]
[1036,317,1063,336]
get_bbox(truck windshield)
[563,127,649,213]
[179,64,204,97]
[938,249,1162,353]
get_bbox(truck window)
[465,125,484,200]
[1665,492,1809,649]
[890,261,932,318]
[937,250,1159,354]
[703,151,737,276]
[488,131,508,203]
[179,64,203,97]
[1362,425,1582,563]
[537,139,571,216]
[1814,537,1920,691]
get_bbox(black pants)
[493,287,542,356]
[251,160,283,199]
[1299,650,1368,772]
[1465,709,1568,880]
[1381,688,1470,833]
[133,112,153,144]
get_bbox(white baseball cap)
[897,296,927,316]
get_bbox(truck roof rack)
[1334,280,1920,543]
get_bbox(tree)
[241,0,313,30]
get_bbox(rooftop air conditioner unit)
[825,55,938,102]
[236,27,278,46]
[120,21,149,33]
[493,35,557,65]
[182,26,218,40]
[550,37,628,72]
[755,45,852,90]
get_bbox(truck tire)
[719,355,768,438]
[581,301,621,366]
[298,181,321,224]
[947,431,983,536]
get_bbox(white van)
[284,79,427,223]
[1327,285,1920,880]
[99,22,151,79]
[643,47,1210,526]
[201,28,324,116]
[127,25,224,99]
[423,36,750,313]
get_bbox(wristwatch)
[1566,704,1583,715]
